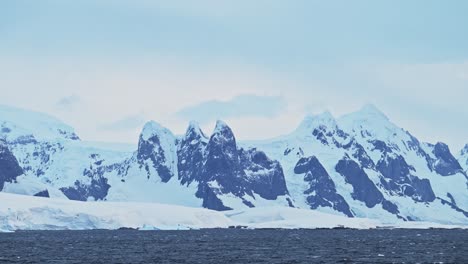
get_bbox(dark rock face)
[350,141,375,169]
[240,148,289,200]
[60,177,110,201]
[137,132,173,183]
[294,156,353,217]
[312,126,350,149]
[196,182,232,211]
[0,140,23,190]
[371,140,393,153]
[335,157,399,215]
[201,122,248,197]
[177,121,290,210]
[335,157,383,208]
[381,200,399,214]
[177,123,208,186]
[432,143,464,176]
[377,155,435,203]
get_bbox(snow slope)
[0,105,79,142]
[0,192,232,232]
[1,193,465,232]
[226,207,380,229]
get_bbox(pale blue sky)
[0,0,467,151]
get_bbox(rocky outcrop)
[192,121,290,210]
[432,142,464,176]
[0,140,23,190]
[294,156,353,217]
[335,157,399,215]
[137,121,177,182]
[200,121,248,198]
[240,148,289,200]
[177,122,208,186]
[376,154,435,203]
[60,177,110,201]
[176,121,291,210]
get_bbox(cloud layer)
[176,95,286,123]
[0,1,467,151]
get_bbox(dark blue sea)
[0,229,466,263]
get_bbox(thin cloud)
[176,94,287,123]
[99,114,147,131]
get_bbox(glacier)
[0,192,464,232]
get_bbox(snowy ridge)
[242,105,468,224]
[294,111,337,136]
[0,105,79,142]
[0,104,467,227]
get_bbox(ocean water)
[0,229,466,263]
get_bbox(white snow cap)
[0,104,78,142]
[353,104,389,121]
[183,121,208,144]
[188,120,201,130]
[337,104,398,139]
[186,121,205,136]
[213,120,230,134]
[140,121,174,141]
[295,111,337,134]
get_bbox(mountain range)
[0,104,467,225]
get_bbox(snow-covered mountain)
[0,104,467,225]
[244,105,467,224]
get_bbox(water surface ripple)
[0,229,466,263]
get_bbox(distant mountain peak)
[214,120,229,131]
[188,120,201,130]
[185,121,207,140]
[355,104,389,121]
[140,121,173,141]
[295,111,337,134]
[212,120,236,139]
[0,104,79,142]
[137,121,177,182]
[337,104,400,141]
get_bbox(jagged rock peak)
[213,120,230,133]
[185,121,207,141]
[211,120,236,142]
[137,121,177,182]
[140,121,174,141]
